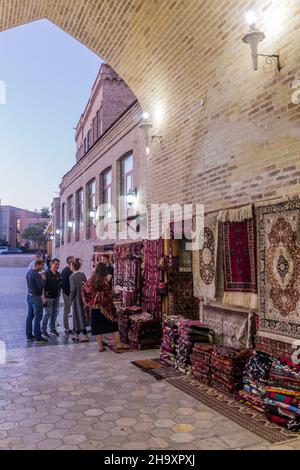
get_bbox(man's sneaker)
[35,337,48,344]
[50,330,59,337]
[42,332,50,338]
[26,336,35,342]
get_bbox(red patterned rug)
[222,219,257,293]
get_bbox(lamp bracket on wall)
[150,135,163,144]
[256,53,281,72]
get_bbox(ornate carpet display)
[167,376,298,443]
[202,304,254,349]
[218,205,257,309]
[256,197,300,341]
[169,271,199,319]
[192,214,218,301]
[143,239,164,319]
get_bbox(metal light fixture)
[56,229,61,235]
[89,210,96,219]
[242,11,281,71]
[126,188,137,206]
[140,112,153,154]
[67,220,74,229]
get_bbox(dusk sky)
[0,19,102,211]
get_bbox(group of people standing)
[26,252,128,352]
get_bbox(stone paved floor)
[1,267,300,450]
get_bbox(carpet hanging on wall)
[192,214,218,301]
[255,197,300,341]
[143,238,164,320]
[202,304,256,349]
[218,204,258,309]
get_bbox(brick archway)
[1,0,300,211]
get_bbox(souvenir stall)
[156,196,300,434]
[114,240,162,350]
[166,221,199,320]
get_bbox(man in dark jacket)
[42,258,61,338]
[61,256,74,334]
[26,259,48,344]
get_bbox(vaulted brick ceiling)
[1,0,299,210]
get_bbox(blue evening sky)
[0,19,102,211]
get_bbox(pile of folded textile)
[191,344,213,384]
[211,346,250,395]
[264,358,300,432]
[128,312,161,350]
[118,306,142,344]
[160,316,183,367]
[238,351,272,413]
[177,321,214,374]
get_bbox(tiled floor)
[1,267,300,450]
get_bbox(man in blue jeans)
[41,258,61,338]
[26,259,48,344]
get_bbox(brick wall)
[1,0,300,240]
[55,102,146,275]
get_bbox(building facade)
[53,65,146,274]
[0,205,49,249]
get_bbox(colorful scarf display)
[255,197,300,340]
[218,205,257,309]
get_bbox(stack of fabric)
[211,346,250,395]
[191,344,213,384]
[264,359,300,432]
[160,316,183,367]
[118,306,142,344]
[238,351,272,413]
[128,312,161,350]
[177,321,214,373]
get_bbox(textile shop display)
[255,335,295,362]
[192,214,218,301]
[177,321,214,373]
[160,316,183,367]
[202,304,256,349]
[264,359,300,432]
[255,197,300,340]
[168,271,199,320]
[118,306,142,344]
[191,344,213,385]
[211,346,250,395]
[143,239,164,319]
[113,243,143,307]
[127,313,161,350]
[218,204,257,309]
[238,351,272,413]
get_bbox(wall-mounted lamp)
[67,220,74,229]
[242,11,281,72]
[56,229,61,235]
[50,235,54,240]
[140,112,153,154]
[126,188,138,206]
[89,210,96,219]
